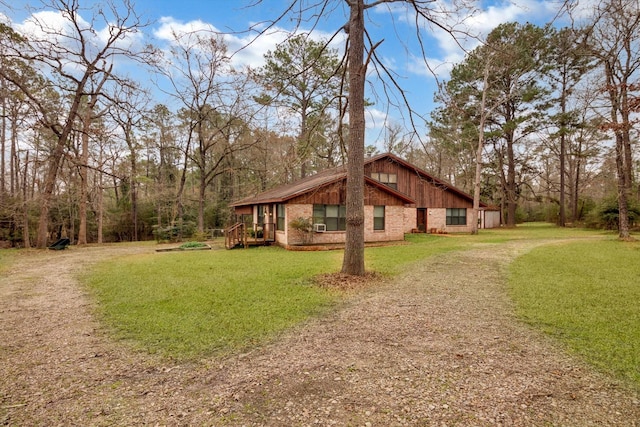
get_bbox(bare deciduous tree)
[248,0,475,275]
[158,29,257,233]
[0,0,154,248]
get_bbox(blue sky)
[4,0,574,147]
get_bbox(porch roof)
[230,166,347,207]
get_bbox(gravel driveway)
[1,240,638,426]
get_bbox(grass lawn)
[82,222,639,385]
[508,237,640,387]
[84,246,344,359]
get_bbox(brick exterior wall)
[277,203,408,247]
[363,205,405,242]
[427,208,473,233]
[403,206,417,233]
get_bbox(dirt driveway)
[1,241,638,426]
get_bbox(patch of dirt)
[1,239,639,426]
[313,272,383,291]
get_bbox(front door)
[417,208,427,232]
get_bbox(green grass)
[508,238,640,387]
[84,246,344,359]
[83,222,635,370]
[85,234,474,360]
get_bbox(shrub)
[289,217,313,245]
[585,196,640,230]
[179,241,209,249]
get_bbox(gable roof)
[230,152,480,207]
[367,152,484,206]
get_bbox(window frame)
[446,208,467,226]
[276,204,285,231]
[373,205,385,231]
[313,204,346,231]
[371,172,398,190]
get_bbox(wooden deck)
[225,222,275,249]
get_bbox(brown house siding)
[364,205,406,241]
[288,181,406,206]
[365,158,473,208]
[230,153,495,249]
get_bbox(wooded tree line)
[0,0,638,248]
[424,0,640,237]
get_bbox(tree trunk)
[121,120,139,241]
[1,85,5,199]
[22,150,30,249]
[77,106,91,245]
[604,60,631,239]
[35,140,67,248]
[10,113,17,197]
[505,133,517,227]
[341,0,366,276]
[471,66,490,235]
[197,130,206,234]
[198,170,206,233]
[615,130,630,238]
[558,92,567,227]
[97,147,104,244]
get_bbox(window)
[257,205,265,226]
[313,204,346,231]
[373,206,385,230]
[371,172,397,190]
[446,208,467,225]
[276,204,285,231]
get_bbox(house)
[228,152,500,249]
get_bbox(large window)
[371,172,397,190]
[373,206,385,230]
[276,204,285,230]
[313,204,346,231]
[446,208,467,225]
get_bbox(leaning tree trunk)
[341,0,366,276]
[35,140,67,248]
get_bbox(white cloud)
[15,9,149,75]
[153,16,347,70]
[17,10,86,44]
[365,107,389,130]
[154,16,218,42]
[379,0,563,81]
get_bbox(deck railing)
[225,222,276,249]
[225,222,246,249]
